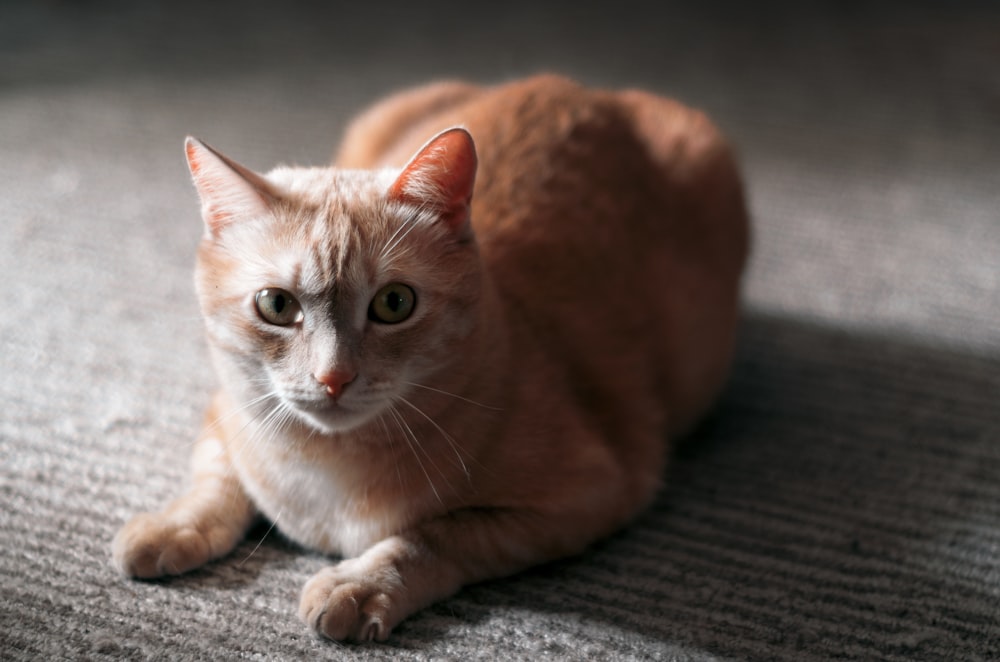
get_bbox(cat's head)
[186,128,482,435]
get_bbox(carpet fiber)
[3,1,999,659]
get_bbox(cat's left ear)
[185,137,276,238]
[388,127,478,239]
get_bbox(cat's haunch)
[112,74,749,643]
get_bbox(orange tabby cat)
[112,74,749,642]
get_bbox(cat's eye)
[368,283,416,324]
[255,288,303,326]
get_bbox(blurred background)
[4,0,998,347]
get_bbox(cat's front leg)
[299,508,585,642]
[112,395,257,578]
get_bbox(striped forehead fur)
[214,165,452,301]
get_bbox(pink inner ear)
[185,141,231,228]
[185,140,205,177]
[388,128,478,233]
[185,137,274,236]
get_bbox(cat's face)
[187,130,480,435]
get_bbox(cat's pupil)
[273,294,285,313]
[368,283,415,324]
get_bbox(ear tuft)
[388,128,478,236]
[184,137,275,237]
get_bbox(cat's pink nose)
[315,370,356,399]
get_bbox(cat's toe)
[111,513,212,578]
[299,566,397,643]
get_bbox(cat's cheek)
[202,312,262,356]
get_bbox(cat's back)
[338,74,747,281]
[338,74,749,434]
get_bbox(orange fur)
[112,74,749,642]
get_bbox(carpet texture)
[3,1,999,660]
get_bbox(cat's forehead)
[296,209,369,294]
[266,166,397,208]
[236,166,419,291]
[267,167,404,248]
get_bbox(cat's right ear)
[185,137,275,238]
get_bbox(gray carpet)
[3,1,1000,659]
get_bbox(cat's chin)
[293,403,378,436]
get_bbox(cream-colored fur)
[112,74,749,642]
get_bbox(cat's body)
[113,74,749,642]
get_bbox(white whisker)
[204,389,281,436]
[396,395,470,478]
[233,397,294,473]
[381,219,423,261]
[232,398,281,445]
[403,381,502,411]
[391,399,463,495]
[252,400,293,446]
[375,413,405,491]
[379,218,410,259]
[238,506,283,567]
[386,404,444,505]
[379,210,422,260]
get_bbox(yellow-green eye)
[369,283,416,324]
[255,288,302,326]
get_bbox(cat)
[112,74,749,642]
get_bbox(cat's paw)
[299,559,405,643]
[112,512,220,579]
